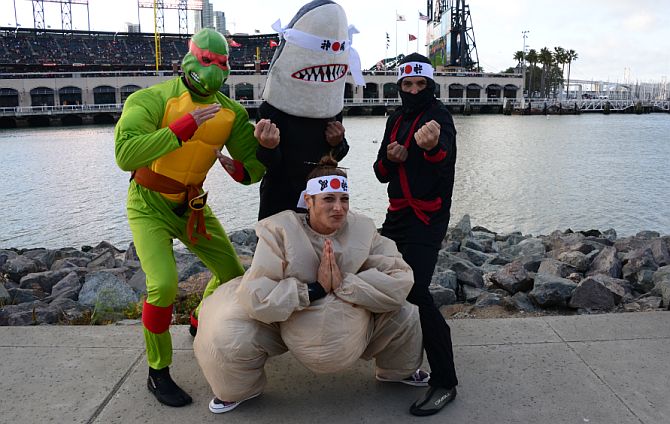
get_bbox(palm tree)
[513,51,524,67]
[565,49,578,99]
[539,47,553,98]
[554,47,567,97]
[526,49,538,96]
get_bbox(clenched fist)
[255,119,280,149]
[324,121,345,147]
[414,120,440,150]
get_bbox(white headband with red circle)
[272,19,365,86]
[297,175,349,209]
[397,61,434,81]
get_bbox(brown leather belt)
[132,167,211,244]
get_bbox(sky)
[2,0,669,82]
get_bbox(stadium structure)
[0,27,279,73]
[0,0,528,127]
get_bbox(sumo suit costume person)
[255,0,366,220]
[114,28,271,407]
[194,160,426,414]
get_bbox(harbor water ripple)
[1,113,669,249]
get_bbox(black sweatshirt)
[256,102,349,220]
[373,99,457,246]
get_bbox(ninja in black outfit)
[373,53,459,417]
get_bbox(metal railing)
[0,103,123,116]
[6,98,664,118]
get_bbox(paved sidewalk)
[1,311,668,424]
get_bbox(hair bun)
[318,154,338,168]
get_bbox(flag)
[385,32,390,49]
[229,39,241,47]
[269,40,278,48]
[408,34,417,41]
[396,14,406,21]
[419,11,429,21]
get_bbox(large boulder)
[557,251,590,273]
[431,268,458,292]
[448,214,472,241]
[569,275,629,310]
[19,269,77,294]
[22,249,57,270]
[502,292,539,313]
[529,273,577,308]
[46,271,83,302]
[429,285,457,307]
[537,258,577,279]
[622,248,658,293]
[2,255,41,282]
[500,237,546,260]
[78,271,139,312]
[649,238,670,267]
[490,261,533,294]
[587,246,622,278]
[0,301,60,325]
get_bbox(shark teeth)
[291,64,349,82]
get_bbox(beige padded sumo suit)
[193,210,424,402]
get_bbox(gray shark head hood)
[262,0,364,118]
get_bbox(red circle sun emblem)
[330,179,341,189]
[404,64,413,74]
[332,41,341,51]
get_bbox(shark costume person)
[255,0,365,219]
[373,53,459,416]
[114,28,268,407]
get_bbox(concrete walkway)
[1,311,668,424]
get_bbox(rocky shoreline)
[1,215,669,326]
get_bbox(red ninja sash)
[387,111,442,225]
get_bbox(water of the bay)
[1,113,669,249]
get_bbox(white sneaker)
[208,393,260,414]
[376,369,430,387]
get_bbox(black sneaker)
[409,386,457,416]
[147,367,193,407]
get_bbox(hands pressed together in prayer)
[317,239,342,292]
[386,119,441,163]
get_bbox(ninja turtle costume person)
[255,0,365,219]
[114,28,271,407]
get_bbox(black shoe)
[147,367,193,407]
[409,386,457,416]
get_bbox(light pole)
[521,30,528,108]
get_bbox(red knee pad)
[142,301,174,334]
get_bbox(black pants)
[396,242,459,389]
